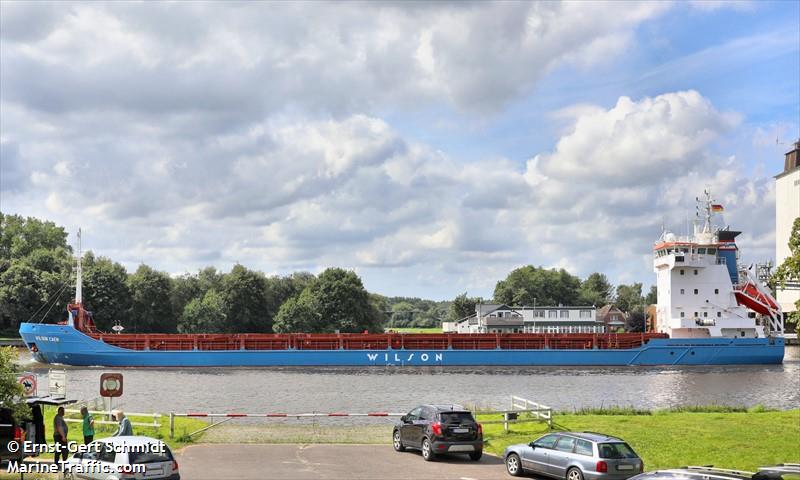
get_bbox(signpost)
[100,373,124,421]
[100,373,123,397]
[17,374,37,397]
[48,369,66,399]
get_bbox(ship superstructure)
[653,191,783,339]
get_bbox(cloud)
[1,2,670,117]
[1,86,776,298]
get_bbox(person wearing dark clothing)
[53,407,69,468]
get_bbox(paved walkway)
[175,444,510,479]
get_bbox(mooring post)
[169,413,174,439]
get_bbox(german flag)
[712,204,724,212]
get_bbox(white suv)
[64,436,179,480]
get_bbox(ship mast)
[75,228,82,305]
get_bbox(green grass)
[41,405,208,451]
[386,327,442,333]
[476,409,800,471]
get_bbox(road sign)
[100,373,123,398]
[17,374,37,397]
[48,369,66,399]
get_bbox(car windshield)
[598,443,638,459]
[128,445,173,464]
[440,412,474,424]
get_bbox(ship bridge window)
[714,289,719,294]
[707,248,717,254]
[680,269,685,275]
[680,312,685,318]
[694,270,698,275]
[694,289,698,295]
[717,312,721,317]
[681,247,689,253]
[697,248,706,254]
[680,288,685,294]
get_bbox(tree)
[625,306,646,332]
[220,264,270,332]
[273,290,322,333]
[0,347,29,422]
[179,289,226,333]
[644,285,657,306]
[578,273,614,306]
[127,264,175,333]
[82,252,131,332]
[273,268,383,333]
[494,265,581,306]
[447,293,481,322]
[773,217,800,330]
[615,283,644,314]
[264,272,315,328]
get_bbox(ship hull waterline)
[19,323,785,367]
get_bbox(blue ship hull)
[19,323,785,367]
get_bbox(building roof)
[597,304,624,317]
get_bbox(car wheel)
[469,449,483,461]
[393,430,406,452]
[421,438,435,461]
[567,467,585,480]
[506,453,523,476]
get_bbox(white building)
[454,304,602,334]
[775,141,800,315]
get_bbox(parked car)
[64,435,180,480]
[393,404,483,461]
[504,431,643,479]
[628,465,800,480]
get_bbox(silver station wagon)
[504,432,643,480]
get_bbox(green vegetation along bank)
[476,409,800,471]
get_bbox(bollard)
[170,413,174,439]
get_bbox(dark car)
[393,404,483,461]
[629,465,800,480]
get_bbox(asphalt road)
[175,444,511,480]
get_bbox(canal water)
[18,347,800,416]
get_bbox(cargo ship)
[18,193,785,366]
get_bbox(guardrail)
[64,408,161,429]
[475,395,553,431]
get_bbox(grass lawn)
[386,327,442,333]
[476,409,800,471]
[40,405,208,451]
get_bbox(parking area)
[175,443,510,479]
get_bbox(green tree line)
[2,213,668,335]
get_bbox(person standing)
[112,409,133,437]
[53,407,69,468]
[80,407,95,444]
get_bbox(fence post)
[169,413,174,439]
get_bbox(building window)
[694,312,698,317]
[680,269,685,275]
[534,310,545,318]
[714,289,719,294]
[694,289,699,295]
[680,288,685,294]
[548,310,557,318]
[707,248,717,254]
[717,312,722,318]
[694,270,698,275]
[579,310,592,319]
[703,312,708,317]
[560,310,569,318]
[680,312,685,318]
[698,248,706,254]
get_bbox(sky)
[1,1,798,300]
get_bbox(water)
[18,347,800,416]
